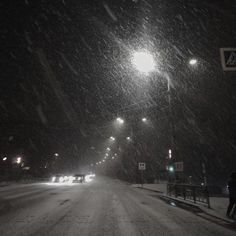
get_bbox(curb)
[137,186,233,224]
[136,186,163,194]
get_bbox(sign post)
[174,161,184,182]
[174,162,184,172]
[138,162,146,188]
[220,48,236,71]
[202,162,211,208]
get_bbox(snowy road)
[0,177,235,236]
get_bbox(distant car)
[51,174,65,183]
[85,173,96,182]
[73,174,85,183]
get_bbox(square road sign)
[138,162,146,170]
[220,48,236,71]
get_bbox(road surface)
[0,177,235,236]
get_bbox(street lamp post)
[131,50,179,182]
[166,76,176,163]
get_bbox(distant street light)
[54,153,59,157]
[126,136,131,141]
[112,156,115,159]
[189,58,197,65]
[142,117,147,122]
[3,157,7,161]
[132,51,155,74]
[106,147,110,151]
[110,136,115,141]
[116,117,124,124]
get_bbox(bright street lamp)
[189,58,197,65]
[132,51,156,74]
[54,153,59,157]
[3,157,7,161]
[126,136,131,141]
[142,117,147,122]
[110,136,115,141]
[116,117,124,124]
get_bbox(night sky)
[1,0,236,182]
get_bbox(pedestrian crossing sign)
[220,48,236,71]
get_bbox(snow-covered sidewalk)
[133,183,233,223]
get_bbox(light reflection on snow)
[45,182,79,186]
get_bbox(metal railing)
[167,183,211,208]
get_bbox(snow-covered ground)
[0,177,235,236]
[133,183,232,222]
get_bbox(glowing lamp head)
[132,51,156,74]
[189,58,197,65]
[116,117,124,124]
[142,117,147,122]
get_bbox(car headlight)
[68,176,75,182]
[52,177,56,182]
[59,177,64,182]
[85,175,92,182]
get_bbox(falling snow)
[0,0,236,186]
